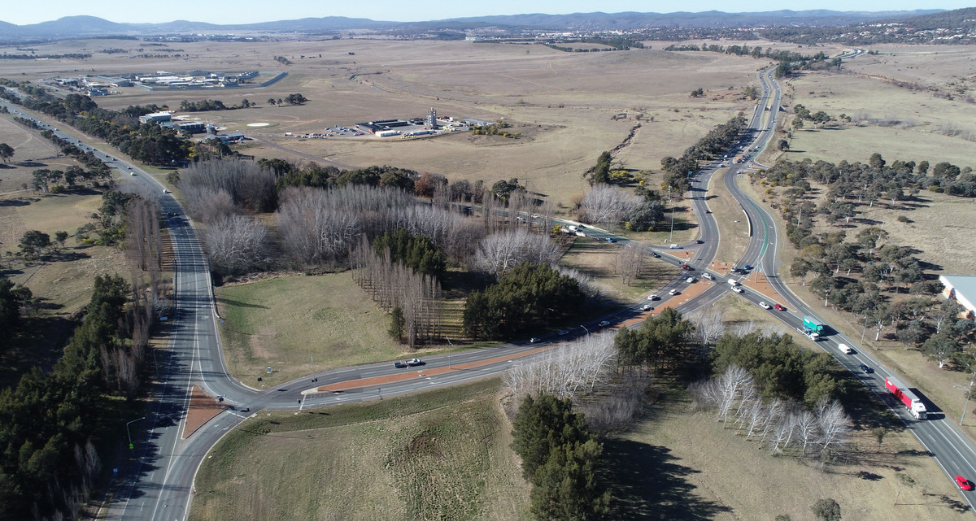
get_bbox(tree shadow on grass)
[602,438,733,520]
[215,297,268,310]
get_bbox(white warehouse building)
[939,275,976,320]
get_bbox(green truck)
[802,316,825,334]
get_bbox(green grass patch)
[216,273,409,387]
[190,378,530,521]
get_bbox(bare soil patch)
[184,385,226,439]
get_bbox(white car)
[648,294,659,301]
[686,277,696,283]
[759,301,771,310]
[669,244,681,249]
[162,189,170,193]
[702,273,714,281]
[641,304,653,311]
[732,286,744,294]
[669,289,680,296]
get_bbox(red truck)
[885,376,927,419]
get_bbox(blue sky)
[2,0,971,25]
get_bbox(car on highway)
[743,264,753,270]
[669,289,680,296]
[162,189,170,193]
[681,264,693,271]
[859,364,873,374]
[695,239,704,244]
[641,304,653,311]
[605,237,616,243]
[649,251,660,258]
[405,358,425,366]
[394,361,408,368]
[129,172,135,176]
[598,320,610,327]
[705,210,712,213]
[669,244,681,249]
[648,294,659,301]
[773,303,786,311]
[686,277,696,283]
[957,476,973,491]
[529,337,541,343]
[558,329,569,336]
[759,301,771,310]
[702,273,714,281]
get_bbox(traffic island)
[738,271,780,302]
[183,385,226,439]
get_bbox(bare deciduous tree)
[202,214,269,273]
[503,332,616,404]
[579,184,641,226]
[474,227,560,277]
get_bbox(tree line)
[3,81,193,166]
[350,236,444,348]
[661,116,747,192]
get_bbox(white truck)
[839,344,853,354]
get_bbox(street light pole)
[447,337,453,369]
[126,417,145,450]
[580,325,589,336]
[961,373,976,426]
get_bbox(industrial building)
[939,275,976,320]
[139,111,173,124]
[216,133,245,143]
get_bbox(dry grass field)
[0,38,767,210]
[618,388,970,521]
[784,47,976,168]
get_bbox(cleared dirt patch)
[184,385,226,439]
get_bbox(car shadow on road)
[601,438,732,520]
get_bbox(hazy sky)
[2,0,970,25]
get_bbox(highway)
[4,53,976,518]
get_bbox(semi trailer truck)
[885,376,927,419]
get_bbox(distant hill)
[759,7,976,45]
[443,10,941,30]
[0,10,944,42]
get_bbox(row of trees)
[711,331,843,406]
[691,366,852,465]
[30,165,112,193]
[178,99,258,112]
[5,84,193,166]
[0,273,150,518]
[660,116,747,192]
[266,93,307,106]
[350,237,444,348]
